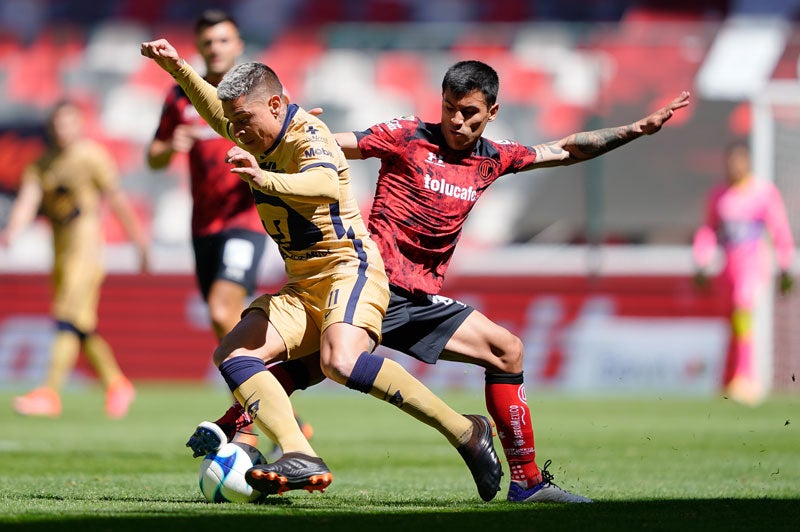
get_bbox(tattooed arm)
[526,91,690,169]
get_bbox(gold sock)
[44,331,81,390]
[233,370,316,456]
[83,334,124,387]
[368,358,472,447]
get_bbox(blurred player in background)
[0,100,148,418]
[141,40,502,500]
[147,10,265,344]
[146,10,311,449]
[200,60,689,503]
[693,141,794,406]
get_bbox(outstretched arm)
[140,39,229,141]
[527,91,690,169]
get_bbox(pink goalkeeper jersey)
[693,177,794,287]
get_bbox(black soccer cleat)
[457,414,503,502]
[245,452,333,496]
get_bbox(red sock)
[485,373,542,488]
[267,363,298,396]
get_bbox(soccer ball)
[198,442,267,503]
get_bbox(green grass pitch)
[1,384,798,531]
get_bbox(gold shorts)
[245,266,389,359]
[52,258,105,333]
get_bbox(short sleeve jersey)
[154,85,263,237]
[244,105,384,282]
[355,116,538,295]
[24,139,117,267]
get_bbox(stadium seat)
[257,29,325,103]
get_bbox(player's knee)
[495,333,524,373]
[207,300,239,332]
[212,341,245,367]
[318,352,354,385]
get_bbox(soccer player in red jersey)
[147,11,266,341]
[195,60,689,502]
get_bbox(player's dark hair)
[217,62,283,101]
[194,9,238,34]
[442,60,499,107]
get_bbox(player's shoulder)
[368,114,422,134]
[291,106,336,140]
[476,135,524,158]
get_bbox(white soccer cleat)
[186,421,229,458]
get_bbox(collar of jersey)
[262,103,299,158]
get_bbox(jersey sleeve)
[171,62,231,142]
[354,116,419,159]
[503,140,539,174]
[153,86,181,141]
[692,187,721,269]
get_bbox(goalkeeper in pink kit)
[693,142,794,405]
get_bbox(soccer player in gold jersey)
[1,101,149,418]
[140,39,502,500]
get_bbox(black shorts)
[380,284,474,364]
[192,229,267,301]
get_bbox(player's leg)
[208,293,332,495]
[441,310,588,502]
[16,262,95,417]
[723,262,765,405]
[195,231,282,444]
[68,264,135,418]
[194,230,265,340]
[12,321,80,417]
[318,277,501,501]
[83,333,136,418]
[207,278,249,340]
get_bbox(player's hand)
[692,269,709,289]
[226,146,268,187]
[171,124,198,153]
[638,91,690,135]
[140,39,184,74]
[779,270,793,295]
[307,107,324,117]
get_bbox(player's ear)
[268,94,282,117]
[487,103,499,122]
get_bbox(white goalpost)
[751,79,800,395]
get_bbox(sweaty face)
[195,21,243,80]
[440,88,498,152]
[222,93,284,154]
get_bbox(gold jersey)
[23,139,118,330]
[24,138,117,270]
[174,63,385,285]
